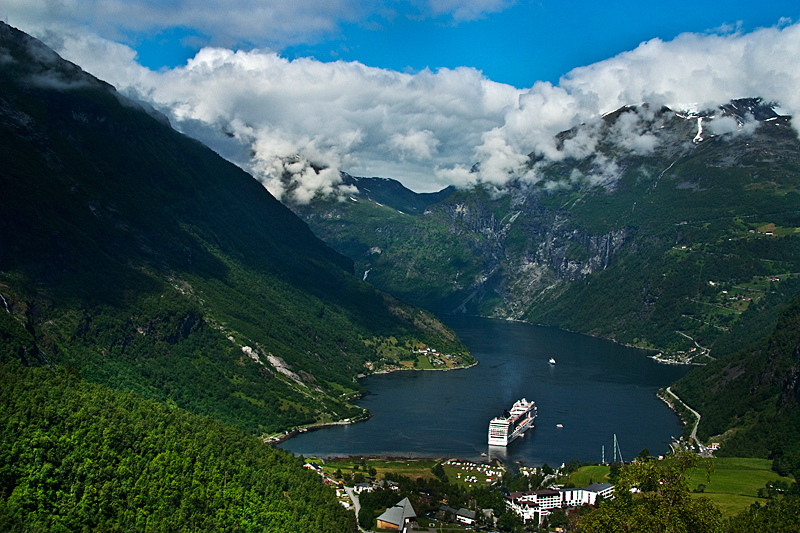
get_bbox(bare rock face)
[266,354,306,386]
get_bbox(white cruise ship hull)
[487,398,537,446]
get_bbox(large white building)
[506,483,614,525]
[560,483,614,506]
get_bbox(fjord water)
[280,316,691,466]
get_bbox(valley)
[0,22,467,438]
[2,15,800,533]
[289,102,800,365]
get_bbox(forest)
[0,361,355,532]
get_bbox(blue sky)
[9,1,800,194]
[125,1,800,88]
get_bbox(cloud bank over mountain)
[28,17,800,197]
[477,19,800,186]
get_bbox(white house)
[506,490,561,524]
[561,483,614,506]
[353,482,372,494]
[456,508,476,525]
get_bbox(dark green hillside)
[0,361,355,532]
[0,23,467,435]
[291,185,497,312]
[338,173,456,214]
[522,105,800,356]
[672,295,800,472]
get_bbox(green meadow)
[566,458,793,519]
[686,457,794,517]
[568,465,611,487]
[319,457,440,480]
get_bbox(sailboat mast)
[614,434,624,464]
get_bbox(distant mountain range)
[288,97,800,464]
[290,99,800,360]
[0,22,467,437]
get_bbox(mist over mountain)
[32,18,800,196]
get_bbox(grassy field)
[316,457,440,481]
[564,459,792,518]
[568,465,611,487]
[686,457,794,517]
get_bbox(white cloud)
[388,129,440,161]
[424,0,517,21]
[5,1,516,49]
[42,31,520,194]
[19,16,800,197]
[706,111,759,137]
[468,20,800,189]
[608,107,660,155]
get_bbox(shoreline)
[265,413,373,445]
[659,386,703,449]
[472,313,702,366]
[314,454,506,469]
[649,353,705,366]
[359,359,478,378]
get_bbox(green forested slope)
[0,22,468,436]
[0,361,355,532]
[672,295,800,474]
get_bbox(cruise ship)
[488,398,537,446]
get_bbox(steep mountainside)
[291,101,800,361]
[0,23,468,436]
[672,294,800,476]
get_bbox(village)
[361,340,476,375]
[301,456,617,532]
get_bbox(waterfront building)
[456,508,476,525]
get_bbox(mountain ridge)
[0,22,469,436]
[290,98,800,360]
[288,95,800,464]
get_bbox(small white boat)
[556,424,563,428]
[549,358,556,365]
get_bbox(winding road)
[344,486,368,532]
[666,386,702,449]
